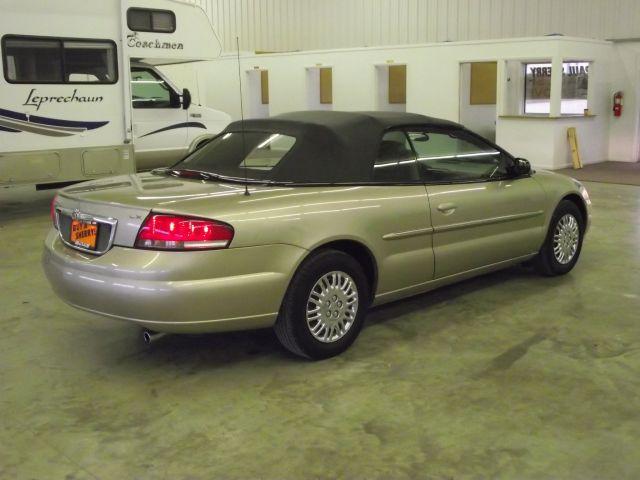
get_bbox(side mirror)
[513,157,531,176]
[169,89,181,108]
[182,88,192,110]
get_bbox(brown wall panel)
[470,62,497,105]
[260,70,269,104]
[319,67,333,104]
[388,64,406,104]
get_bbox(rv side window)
[2,36,117,84]
[63,41,116,83]
[131,68,177,109]
[127,8,176,33]
[3,38,62,82]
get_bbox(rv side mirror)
[169,89,181,108]
[513,157,531,176]
[182,88,192,110]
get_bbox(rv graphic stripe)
[0,108,109,137]
[0,125,20,133]
[0,108,108,130]
[139,122,207,138]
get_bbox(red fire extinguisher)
[613,91,623,117]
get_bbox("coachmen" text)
[127,33,183,50]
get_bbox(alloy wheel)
[306,271,359,343]
[553,213,580,264]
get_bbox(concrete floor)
[1,181,639,479]
[557,161,640,187]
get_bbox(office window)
[524,62,589,115]
[561,62,589,114]
[127,8,176,33]
[524,63,552,114]
[3,36,117,84]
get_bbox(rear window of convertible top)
[178,131,297,180]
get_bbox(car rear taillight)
[134,214,234,250]
[51,194,58,229]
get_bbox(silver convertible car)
[43,111,591,359]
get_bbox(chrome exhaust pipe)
[142,329,167,345]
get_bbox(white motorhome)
[0,0,230,194]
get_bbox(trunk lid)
[55,172,288,249]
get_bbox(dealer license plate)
[70,219,98,250]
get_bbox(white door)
[459,62,497,142]
[131,66,188,170]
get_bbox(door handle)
[437,202,457,214]
[190,113,202,118]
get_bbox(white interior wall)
[495,118,556,166]
[554,118,606,167]
[161,0,640,166]
[497,38,613,169]
[187,36,617,169]
[607,42,640,163]
[186,0,640,52]
[459,63,496,141]
[496,116,605,170]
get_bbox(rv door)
[131,65,188,170]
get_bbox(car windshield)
[175,131,297,181]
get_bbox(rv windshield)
[176,132,297,181]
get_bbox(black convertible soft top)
[223,111,463,183]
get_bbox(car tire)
[534,200,585,276]
[274,249,370,360]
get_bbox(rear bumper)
[42,229,306,333]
